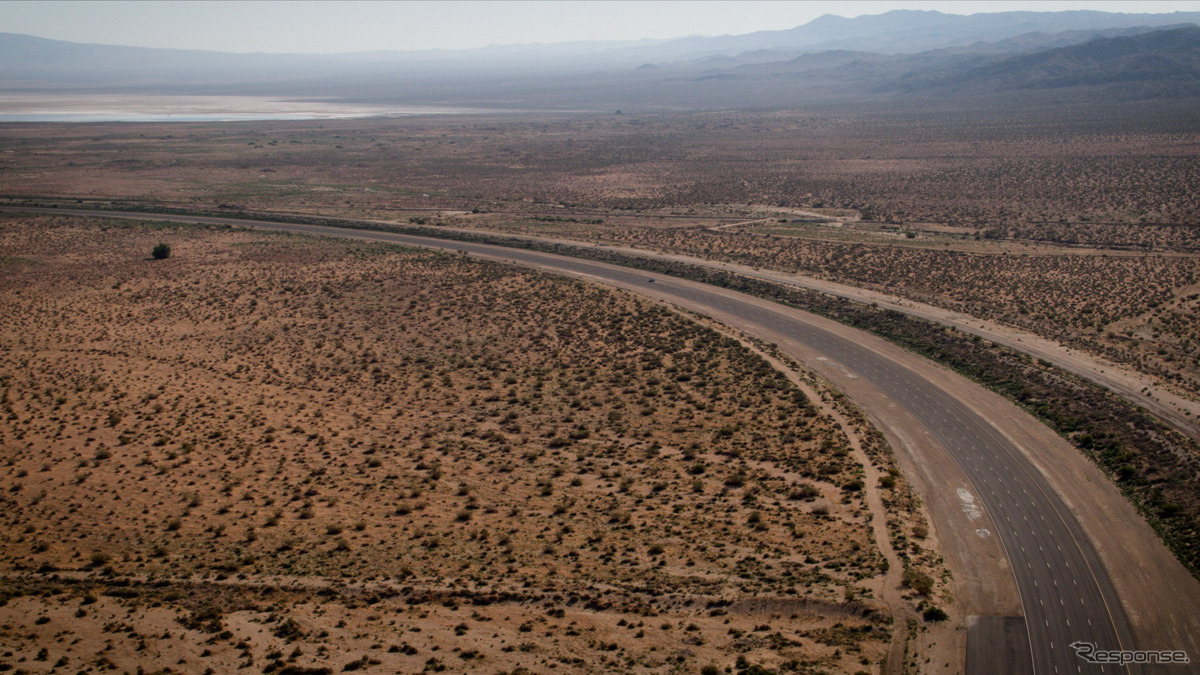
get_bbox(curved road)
[7,207,1196,674]
[407,222,1200,440]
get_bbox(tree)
[151,242,171,260]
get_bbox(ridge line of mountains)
[3,9,1199,110]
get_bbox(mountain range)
[3,9,1199,110]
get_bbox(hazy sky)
[3,1,1198,53]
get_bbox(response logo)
[1070,641,1190,666]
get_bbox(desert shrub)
[151,242,171,259]
[923,606,949,622]
[277,668,333,675]
[902,567,934,596]
[274,618,305,641]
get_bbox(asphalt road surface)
[3,207,1156,674]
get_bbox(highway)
[2,206,1179,674]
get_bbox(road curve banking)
[8,206,1200,674]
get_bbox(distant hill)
[2,9,1199,110]
[945,25,1200,91]
[606,9,1200,62]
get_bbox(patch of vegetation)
[40,204,1196,575]
[319,219,1200,579]
[0,216,900,674]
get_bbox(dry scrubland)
[2,103,1199,236]
[2,101,1198,399]
[458,221,1200,397]
[0,216,946,674]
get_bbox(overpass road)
[6,207,1200,674]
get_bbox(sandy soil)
[0,215,950,674]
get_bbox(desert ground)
[0,215,949,674]
[2,98,1198,673]
[2,101,1197,403]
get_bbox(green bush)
[903,567,935,595]
[923,606,949,622]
